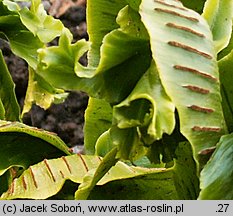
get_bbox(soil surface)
[0,0,88,147]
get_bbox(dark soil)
[0,1,89,147]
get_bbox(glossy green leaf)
[86,0,127,67]
[94,121,147,161]
[95,130,113,157]
[0,170,11,195]
[19,0,67,43]
[140,0,226,166]
[0,0,69,68]
[1,142,198,200]
[125,0,141,11]
[199,133,233,199]
[112,126,147,161]
[0,51,20,121]
[202,0,233,53]
[38,7,151,104]
[218,49,233,132]
[22,67,68,116]
[83,4,150,102]
[114,60,175,145]
[6,30,43,68]
[87,0,148,70]
[2,0,20,12]
[37,32,90,90]
[90,33,150,103]
[0,9,43,68]
[218,30,233,59]
[0,120,70,176]
[84,97,112,155]
[94,5,149,76]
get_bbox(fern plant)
[0,0,232,199]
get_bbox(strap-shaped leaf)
[139,0,226,164]
[1,142,198,200]
[0,51,20,121]
[0,120,70,176]
[202,0,233,53]
[199,133,233,199]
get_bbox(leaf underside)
[1,142,198,200]
[139,0,226,165]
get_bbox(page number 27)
[216,204,229,213]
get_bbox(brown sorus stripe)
[168,41,212,59]
[22,176,27,190]
[9,180,15,194]
[29,166,38,188]
[188,105,214,113]
[154,0,187,11]
[62,156,72,174]
[174,65,218,81]
[44,159,56,182]
[78,154,89,172]
[192,126,221,132]
[60,170,65,179]
[166,23,205,37]
[182,85,210,94]
[154,8,199,22]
